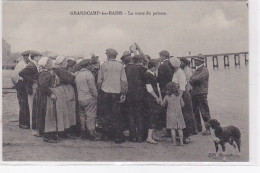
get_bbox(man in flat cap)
[97,48,128,143]
[19,50,42,134]
[11,53,31,129]
[190,54,211,135]
[124,54,147,142]
[75,59,100,141]
[157,50,174,129]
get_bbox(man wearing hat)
[125,54,147,142]
[157,50,174,129]
[11,53,31,129]
[75,59,100,141]
[19,50,42,132]
[190,54,211,135]
[97,48,128,143]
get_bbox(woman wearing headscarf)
[31,57,56,137]
[44,56,77,142]
[169,57,196,144]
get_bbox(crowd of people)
[11,43,212,145]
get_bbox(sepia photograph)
[1,0,249,162]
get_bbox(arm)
[190,68,209,85]
[97,66,103,90]
[146,84,160,104]
[160,96,168,107]
[178,70,186,96]
[135,43,149,63]
[53,68,75,84]
[38,71,53,96]
[120,67,128,94]
[87,74,98,99]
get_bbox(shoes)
[129,137,137,143]
[202,130,211,136]
[137,137,143,142]
[146,138,158,144]
[115,137,125,144]
[19,125,29,129]
[43,137,58,143]
[66,133,77,139]
[183,138,192,144]
[32,130,42,137]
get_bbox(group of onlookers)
[11,43,212,145]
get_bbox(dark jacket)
[19,62,39,95]
[125,64,147,103]
[157,59,173,94]
[190,65,209,95]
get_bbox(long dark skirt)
[17,81,30,127]
[182,89,197,138]
[32,88,47,132]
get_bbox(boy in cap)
[190,54,211,135]
[125,55,147,142]
[19,50,42,133]
[97,48,128,143]
[75,59,99,140]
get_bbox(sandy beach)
[2,65,249,162]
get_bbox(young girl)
[161,82,186,146]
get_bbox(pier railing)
[177,52,249,69]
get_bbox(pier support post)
[245,53,248,65]
[234,54,240,66]
[204,57,207,67]
[212,56,219,69]
[191,58,196,69]
[224,55,230,68]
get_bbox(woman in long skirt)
[44,56,76,142]
[32,57,55,137]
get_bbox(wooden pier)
[177,52,248,69]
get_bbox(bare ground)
[2,69,249,162]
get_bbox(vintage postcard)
[1,0,251,163]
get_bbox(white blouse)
[172,68,187,91]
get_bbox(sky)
[2,1,248,61]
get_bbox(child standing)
[161,82,186,146]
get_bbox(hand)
[156,97,161,104]
[135,42,140,51]
[119,94,126,103]
[50,94,57,101]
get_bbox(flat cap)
[193,54,205,62]
[159,50,170,57]
[21,50,42,57]
[105,48,118,56]
[78,59,93,67]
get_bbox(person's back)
[127,64,147,102]
[75,69,97,101]
[164,95,183,119]
[158,60,173,95]
[100,60,125,94]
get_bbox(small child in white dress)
[161,82,186,146]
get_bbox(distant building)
[2,39,16,69]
